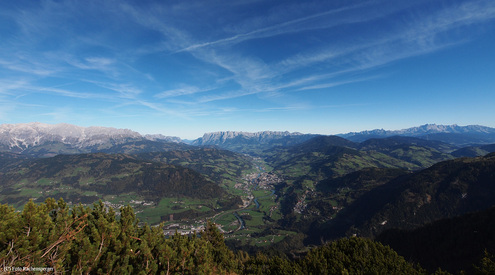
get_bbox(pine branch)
[41,214,88,258]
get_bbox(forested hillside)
[302,153,495,242]
[2,198,476,274]
[135,147,254,186]
[0,153,241,217]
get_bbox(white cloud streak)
[174,1,375,53]
[155,85,216,99]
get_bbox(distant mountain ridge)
[341,124,495,137]
[193,131,307,144]
[0,122,182,154]
[192,131,318,155]
[339,124,495,145]
[144,134,182,143]
[192,124,495,154]
[3,122,495,157]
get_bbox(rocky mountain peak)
[0,122,185,153]
[193,130,303,145]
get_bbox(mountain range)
[338,124,495,145]
[191,124,495,153]
[0,122,140,150]
[3,122,495,156]
[0,122,183,157]
[192,131,319,155]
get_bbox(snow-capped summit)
[0,122,142,152]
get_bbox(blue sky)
[1,0,494,139]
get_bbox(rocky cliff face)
[192,131,305,145]
[144,134,182,143]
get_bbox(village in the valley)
[162,163,286,244]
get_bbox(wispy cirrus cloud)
[0,79,31,96]
[298,75,386,92]
[37,0,495,110]
[187,0,495,102]
[65,57,116,71]
[340,0,495,74]
[82,80,143,100]
[135,100,192,119]
[175,1,379,53]
[155,85,216,99]
[0,78,121,107]
[134,3,392,104]
[1,0,494,135]
[0,58,58,76]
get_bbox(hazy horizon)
[1,0,494,139]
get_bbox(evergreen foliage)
[7,198,495,274]
[299,237,424,274]
[474,250,495,274]
[0,199,239,274]
[0,198,429,274]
